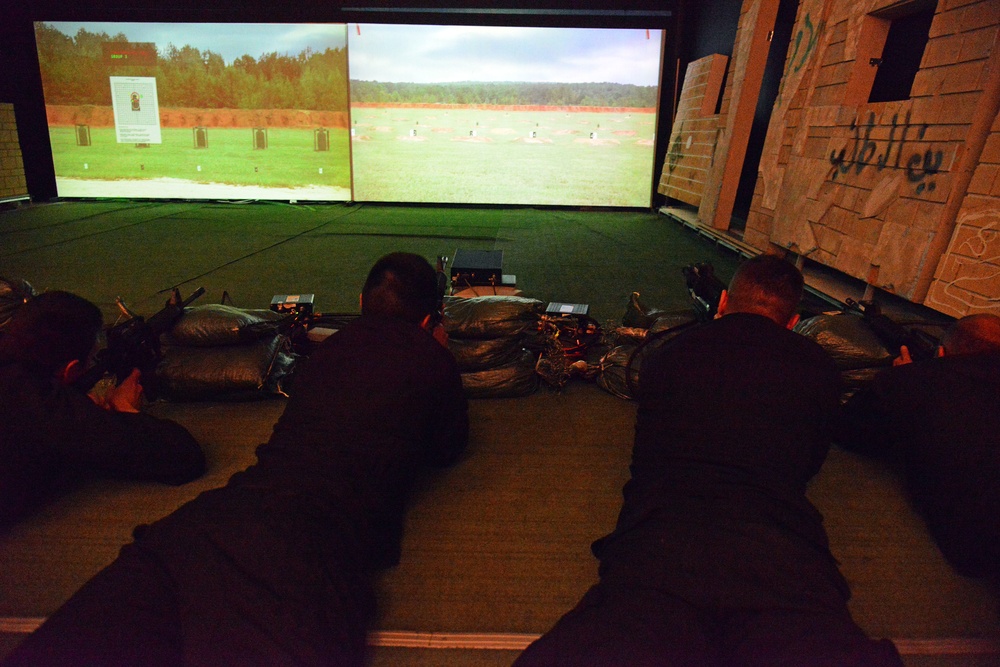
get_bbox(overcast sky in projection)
[348,24,662,86]
[39,22,349,63]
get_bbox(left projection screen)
[34,21,352,201]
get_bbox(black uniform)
[515,313,902,667]
[839,351,1000,580]
[3,315,468,667]
[0,357,205,527]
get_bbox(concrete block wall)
[0,103,28,201]
[744,0,1000,317]
[657,54,728,207]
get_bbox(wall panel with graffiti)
[743,0,1000,318]
[657,54,728,207]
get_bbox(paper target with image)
[110,76,161,144]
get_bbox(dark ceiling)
[14,1,681,27]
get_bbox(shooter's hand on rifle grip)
[892,345,913,367]
[102,368,144,413]
[431,322,449,349]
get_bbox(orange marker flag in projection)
[356,24,361,35]
[646,29,650,39]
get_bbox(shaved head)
[723,254,804,326]
[941,313,1000,356]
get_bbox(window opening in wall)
[868,2,936,103]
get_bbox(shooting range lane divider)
[0,618,998,655]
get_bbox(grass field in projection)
[50,126,352,192]
[350,106,657,207]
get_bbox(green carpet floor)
[1,201,998,666]
[0,200,736,324]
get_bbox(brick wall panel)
[938,60,987,94]
[961,1,1000,31]
[929,8,964,39]
[968,162,999,193]
[658,54,729,206]
[923,34,966,68]
[939,91,981,124]
[940,0,989,11]
[960,25,1000,60]
[0,103,28,200]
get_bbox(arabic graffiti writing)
[778,13,823,105]
[790,13,821,75]
[828,111,944,194]
[667,132,684,173]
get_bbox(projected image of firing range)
[34,22,664,206]
[35,22,351,201]
[348,24,663,207]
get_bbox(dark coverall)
[3,314,469,667]
[0,355,205,527]
[839,350,1000,581]
[515,312,903,667]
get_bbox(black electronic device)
[270,293,314,315]
[450,249,504,288]
[546,302,589,316]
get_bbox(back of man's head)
[724,254,804,326]
[361,252,438,325]
[0,291,102,375]
[940,313,1000,356]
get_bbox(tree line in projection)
[350,80,658,108]
[34,23,349,111]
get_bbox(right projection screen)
[348,24,664,207]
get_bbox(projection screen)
[34,21,663,207]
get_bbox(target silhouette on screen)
[110,76,161,144]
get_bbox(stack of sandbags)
[441,295,545,399]
[155,304,298,400]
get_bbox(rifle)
[73,287,205,394]
[682,262,726,321]
[433,255,449,325]
[843,298,940,362]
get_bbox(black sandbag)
[460,348,539,399]
[795,312,893,399]
[596,344,640,401]
[795,313,893,369]
[448,335,525,372]
[605,327,648,346]
[0,277,36,330]
[164,304,287,347]
[648,311,699,334]
[596,322,695,400]
[155,336,296,400]
[443,295,545,339]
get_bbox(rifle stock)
[682,262,726,321]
